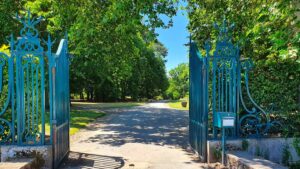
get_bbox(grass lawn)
[71,101,144,109]
[45,110,106,136]
[43,102,142,136]
[168,100,189,110]
[44,101,143,136]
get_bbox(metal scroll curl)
[0,119,12,143]
[0,52,13,144]
[238,58,282,137]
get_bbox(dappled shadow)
[59,151,125,169]
[81,105,190,149]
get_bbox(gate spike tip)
[47,34,54,46]
[64,31,68,41]
[204,39,211,52]
[15,12,23,25]
[27,9,31,23]
[5,34,14,52]
[9,34,15,51]
[223,16,226,26]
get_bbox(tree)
[19,0,177,101]
[0,0,25,44]
[187,0,299,62]
[167,63,189,100]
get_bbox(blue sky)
[156,6,189,71]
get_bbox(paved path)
[60,102,208,169]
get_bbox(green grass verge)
[45,110,105,136]
[43,102,141,136]
[168,100,189,110]
[71,102,144,109]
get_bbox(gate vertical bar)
[9,35,15,143]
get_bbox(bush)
[248,59,300,136]
[289,162,300,169]
[293,138,300,157]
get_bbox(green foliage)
[248,59,300,111]
[0,0,178,102]
[247,59,300,136]
[187,0,300,135]
[0,45,10,55]
[187,0,299,61]
[289,162,300,169]
[69,110,105,135]
[167,100,189,110]
[213,143,222,161]
[0,45,12,143]
[293,138,300,157]
[167,63,189,100]
[45,110,106,136]
[71,102,144,109]
[0,0,24,45]
[242,139,249,151]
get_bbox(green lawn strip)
[71,102,144,109]
[168,100,189,110]
[69,110,105,135]
[45,110,105,136]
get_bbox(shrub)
[213,143,222,161]
[248,59,300,136]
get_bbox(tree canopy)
[167,63,189,100]
[187,0,299,62]
[0,0,180,101]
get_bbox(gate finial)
[16,10,43,38]
[214,17,235,42]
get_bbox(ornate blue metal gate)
[189,42,208,161]
[189,19,281,161]
[0,11,70,168]
[51,38,70,168]
[14,12,47,145]
[209,21,239,138]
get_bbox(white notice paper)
[222,118,234,127]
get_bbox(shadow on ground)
[59,151,125,169]
[82,105,190,149]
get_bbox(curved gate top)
[189,18,281,162]
[0,10,70,168]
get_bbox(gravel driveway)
[59,102,208,169]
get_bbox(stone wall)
[0,145,53,169]
[207,138,300,164]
